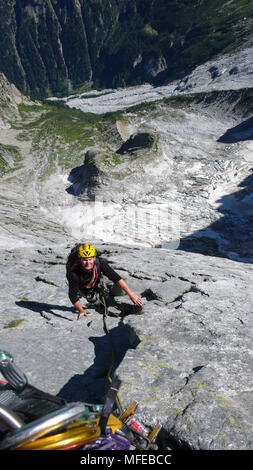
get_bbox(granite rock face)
[0,242,253,450]
[116,248,253,449]
[0,54,253,449]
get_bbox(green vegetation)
[101,152,122,167]
[15,102,96,176]
[13,100,129,178]
[0,143,22,176]
[4,319,24,329]
[97,0,253,87]
[17,101,96,143]
[1,0,253,97]
[2,82,252,182]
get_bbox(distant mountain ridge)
[1,0,253,98]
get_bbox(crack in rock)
[35,276,59,287]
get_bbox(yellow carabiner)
[148,424,162,443]
[120,401,139,422]
[19,424,100,450]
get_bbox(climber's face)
[80,256,96,271]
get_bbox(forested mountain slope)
[1,0,253,98]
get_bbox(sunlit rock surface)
[0,243,253,449]
[0,41,253,449]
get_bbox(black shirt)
[68,257,121,304]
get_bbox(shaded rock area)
[116,132,155,155]
[218,116,253,144]
[0,241,253,450]
[178,167,253,262]
[66,149,104,198]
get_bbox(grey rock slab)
[115,249,253,450]
[0,311,135,404]
[143,278,193,303]
[1,240,253,448]
[1,71,253,449]
[1,240,253,450]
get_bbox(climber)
[66,243,143,320]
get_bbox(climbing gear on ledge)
[0,350,27,393]
[0,403,86,450]
[0,350,161,451]
[18,419,101,450]
[98,375,122,434]
[119,401,162,450]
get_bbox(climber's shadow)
[16,300,75,322]
[57,323,140,404]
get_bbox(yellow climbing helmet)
[78,243,96,258]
